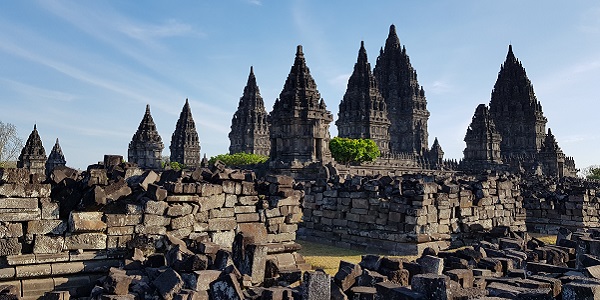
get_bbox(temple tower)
[17,124,47,175]
[538,128,569,177]
[427,137,444,167]
[337,41,390,154]
[128,104,164,169]
[269,45,333,164]
[170,99,201,168]
[374,24,430,155]
[488,45,547,157]
[45,138,66,177]
[229,67,271,156]
[462,104,503,170]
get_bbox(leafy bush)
[169,161,184,171]
[582,165,600,180]
[208,152,268,167]
[329,137,380,164]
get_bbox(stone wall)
[523,176,600,234]
[299,172,526,255]
[0,165,304,298]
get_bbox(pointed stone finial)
[34,124,37,130]
[250,65,254,75]
[296,45,304,56]
[185,98,189,104]
[145,104,150,113]
[547,128,552,135]
[389,24,396,35]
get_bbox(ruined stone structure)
[170,99,201,168]
[374,24,430,155]
[128,105,163,169]
[17,124,46,175]
[45,138,66,177]
[337,41,390,154]
[229,67,270,156]
[269,46,333,166]
[461,104,503,171]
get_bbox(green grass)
[529,233,556,245]
[297,239,418,275]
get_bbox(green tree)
[208,152,268,167]
[329,137,380,164]
[0,122,23,168]
[582,165,600,180]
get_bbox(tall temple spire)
[46,138,66,177]
[337,41,390,154]
[229,67,270,156]
[270,45,333,164]
[17,124,47,175]
[488,44,547,157]
[462,104,503,171]
[128,104,164,169]
[374,24,430,155]
[170,99,201,167]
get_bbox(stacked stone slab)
[299,173,526,255]
[523,175,600,234]
[322,226,600,299]
[0,164,305,299]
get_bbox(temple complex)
[17,124,47,175]
[170,99,201,168]
[269,45,333,166]
[337,41,391,154]
[374,24,430,155]
[229,67,270,156]
[128,105,164,169]
[45,138,66,177]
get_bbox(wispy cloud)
[0,78,78,102]
[246,0,262,6]
[328,73,351,91]
[428,80,454,95]
[119,19,205,45]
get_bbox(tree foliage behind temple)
[329,137,380,164]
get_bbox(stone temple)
[128,105,164,169]
[17,124,47,175]
[170,99,201,168]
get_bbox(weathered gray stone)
[334,261,362,291]
[104,214,142,227]
[27,220,66,235]
[194,270,222,291]
[0,198,38,209]
[153,268,184,300]
[0,238,21,256]
[145,200,168,215]
[69,211,106,232]
[417,255,444,275]
[411,274,451,300]
[33,235,64,254]
[63,233,107,250]
[302,270,330,300]
[171,214,196,230]
[209,273,243,300]
[143,214,171,226]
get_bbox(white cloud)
[0,78,78,102]
[246,0,262,6]
[328,73,351,91]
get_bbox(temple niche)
[337,41,390,154]
[17,124,47,175]
[45,138,66,177]
[269,45,333,165]
[170,99,201,168]
[128,105,164,170]
[229,67,270,156]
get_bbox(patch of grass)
[529,233,557,245]
[297,239,418,275]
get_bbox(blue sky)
[1,1,598,170]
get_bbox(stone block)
[563,282,600,300]
[134,225,167,235]
[0,223,23,238]
[0,210,41,222]
[35,252,69,264]
[69,212,106,232]
[104,180,132,202]
[411,274,451,300]
[104,268,132,295]
[237,223,268,244]
[28,220,66,235]
[107,226,135,236]
[0,197,38,209]
[153,268,184,300]
[51,262,85,275]
[16,263,52,278]
[171,214,196,230]
[0,238,21,256]
[301,270,330,300]
[145,200,168,215]
[417,255,444,275]
[143,214,171,226]
[167,195,202,202]
[63,233,107,250]
[445,269,474,288]
[21,277,54,297]
[208,218,237,231]
[104,214,142,227]
[40,198,60,220]
[194,270,222,291]
[209,273,243,300]
[147,183,168,201]
[0,267,15,279]
[34,235,65,254]
[198,194,226,212]
[167,204,194,217]
[0,183,51,198]
[197,183,223,197]
[334,261,362,291]
[210,231,235,249]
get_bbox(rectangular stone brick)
[166,195,201,202]
[208,218,236,231]
[166,203,193,217]
[0,267,15,279]
[197,183,223,196]
[144,200,168,215]
[0,238,21,256]
[0,183,51,198]
[16,263,52,278]
[51,261,85,275]
[40,198,60,220]
[22,277,54,297]
[171,214,195,230]
[0,198,38,209]
[69,212,106,232]
[33,235,65,254]
[135,225,167,235]
[0,210,41,222]
[235,205,256,214]
[198,194,226,212]
[63,233,107,250]
[27,220,66,235]
[107,226,135,235]
[236,213,260,223]
[143,214,170,226]
[6,254,36,265]
[69,250,108,261]
[209,208,234,218]
[35,252,69,264]
[104,214,142,227]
